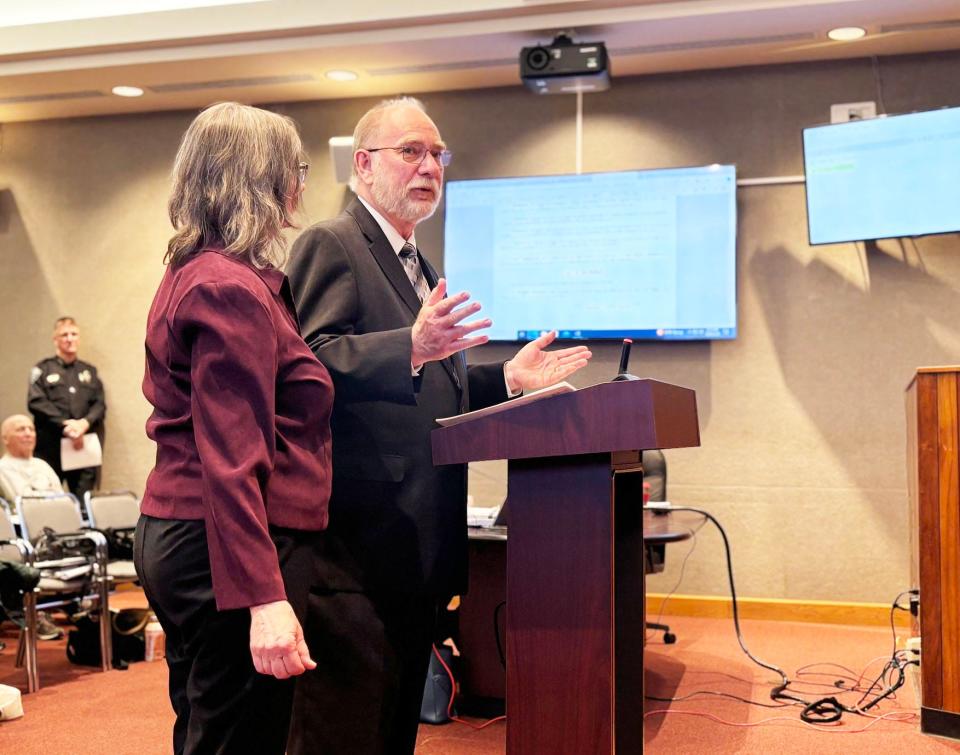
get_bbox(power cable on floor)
[648,506,919,724]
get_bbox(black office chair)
[642,450,684,644]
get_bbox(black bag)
[420,644,456,724]
[102,528,135,560]
[34,527,96,561]
[0,561,40,620]
[66,608,150,669]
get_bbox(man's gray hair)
[349,97,428,192]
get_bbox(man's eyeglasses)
[298,162,310,184]
[365,143,452,167]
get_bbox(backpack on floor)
[66,608,150,669]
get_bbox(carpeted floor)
[0,588,506,754]
[643,615,960,753]
[2,599,960,753]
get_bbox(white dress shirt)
[356,196,519,397]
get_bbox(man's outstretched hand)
[503,330,592,394]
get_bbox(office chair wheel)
[663,632,677,644]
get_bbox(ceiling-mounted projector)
[519,34,610,94]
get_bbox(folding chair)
[12,494,111,691]
[84,490,140,583]
[0,500,36,685]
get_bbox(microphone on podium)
[611,338,640,382]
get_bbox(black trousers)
[287,588,441,755]
[134,515,317,755]
[63,466,98,502]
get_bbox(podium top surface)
[915,366,960,374]
[431,378,699,465]
[906,366,960,392]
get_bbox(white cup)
[0,684,23,721]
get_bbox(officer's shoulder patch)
[30,367,42,384]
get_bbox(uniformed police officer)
[27,316,106,501]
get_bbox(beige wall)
[2,51,959,602]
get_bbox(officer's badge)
[79,370,92,383]
[46,373,60,384]
[30,367,42,384]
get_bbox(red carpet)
[2,604,960,753]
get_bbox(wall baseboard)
[645,593,913,628]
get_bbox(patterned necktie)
[399,243,431,303]
[400,243,461,389]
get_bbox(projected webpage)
[804,107,960,244]
[443,166,737,341]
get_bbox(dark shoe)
[36,611,64,641]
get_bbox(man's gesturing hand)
[411,278,491,368]
[504,330,592,393]
[249,600,316,680]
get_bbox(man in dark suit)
[286,96,590,754]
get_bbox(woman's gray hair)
[349,96,427,192]
[166,102,306,268]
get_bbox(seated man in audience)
[0,414,65,641]
[0,414,63,501]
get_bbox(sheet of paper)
[50,564,94,581]
[467,505,501,528]
[60,433,102,472]
[436,381,575,428]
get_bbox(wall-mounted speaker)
[328,136,354,184]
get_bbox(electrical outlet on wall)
[830,101,877,123]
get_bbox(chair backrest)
[85,491,140,530]
[17,494,85,542]
[0,474,17,506]
[642,449,667,502]
[0,504,23,563]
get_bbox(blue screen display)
[442,165,738,342]
[803,107,960,245]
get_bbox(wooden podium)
[907,367,960,739]
[432,379,700,754]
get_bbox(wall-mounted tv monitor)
[443,165,738,341]
[803,106,960,245]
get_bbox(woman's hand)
[249,600,316,679]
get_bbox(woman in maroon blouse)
[135,102,333,755]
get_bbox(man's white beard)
[371,171,441,225]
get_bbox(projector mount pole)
[575,89,583,175]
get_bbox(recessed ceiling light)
[325,70,358,82]
[112,85,144,97]
[827,26,867,41]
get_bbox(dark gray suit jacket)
[286,198,508,597]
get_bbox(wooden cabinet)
[907,367,960,738]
